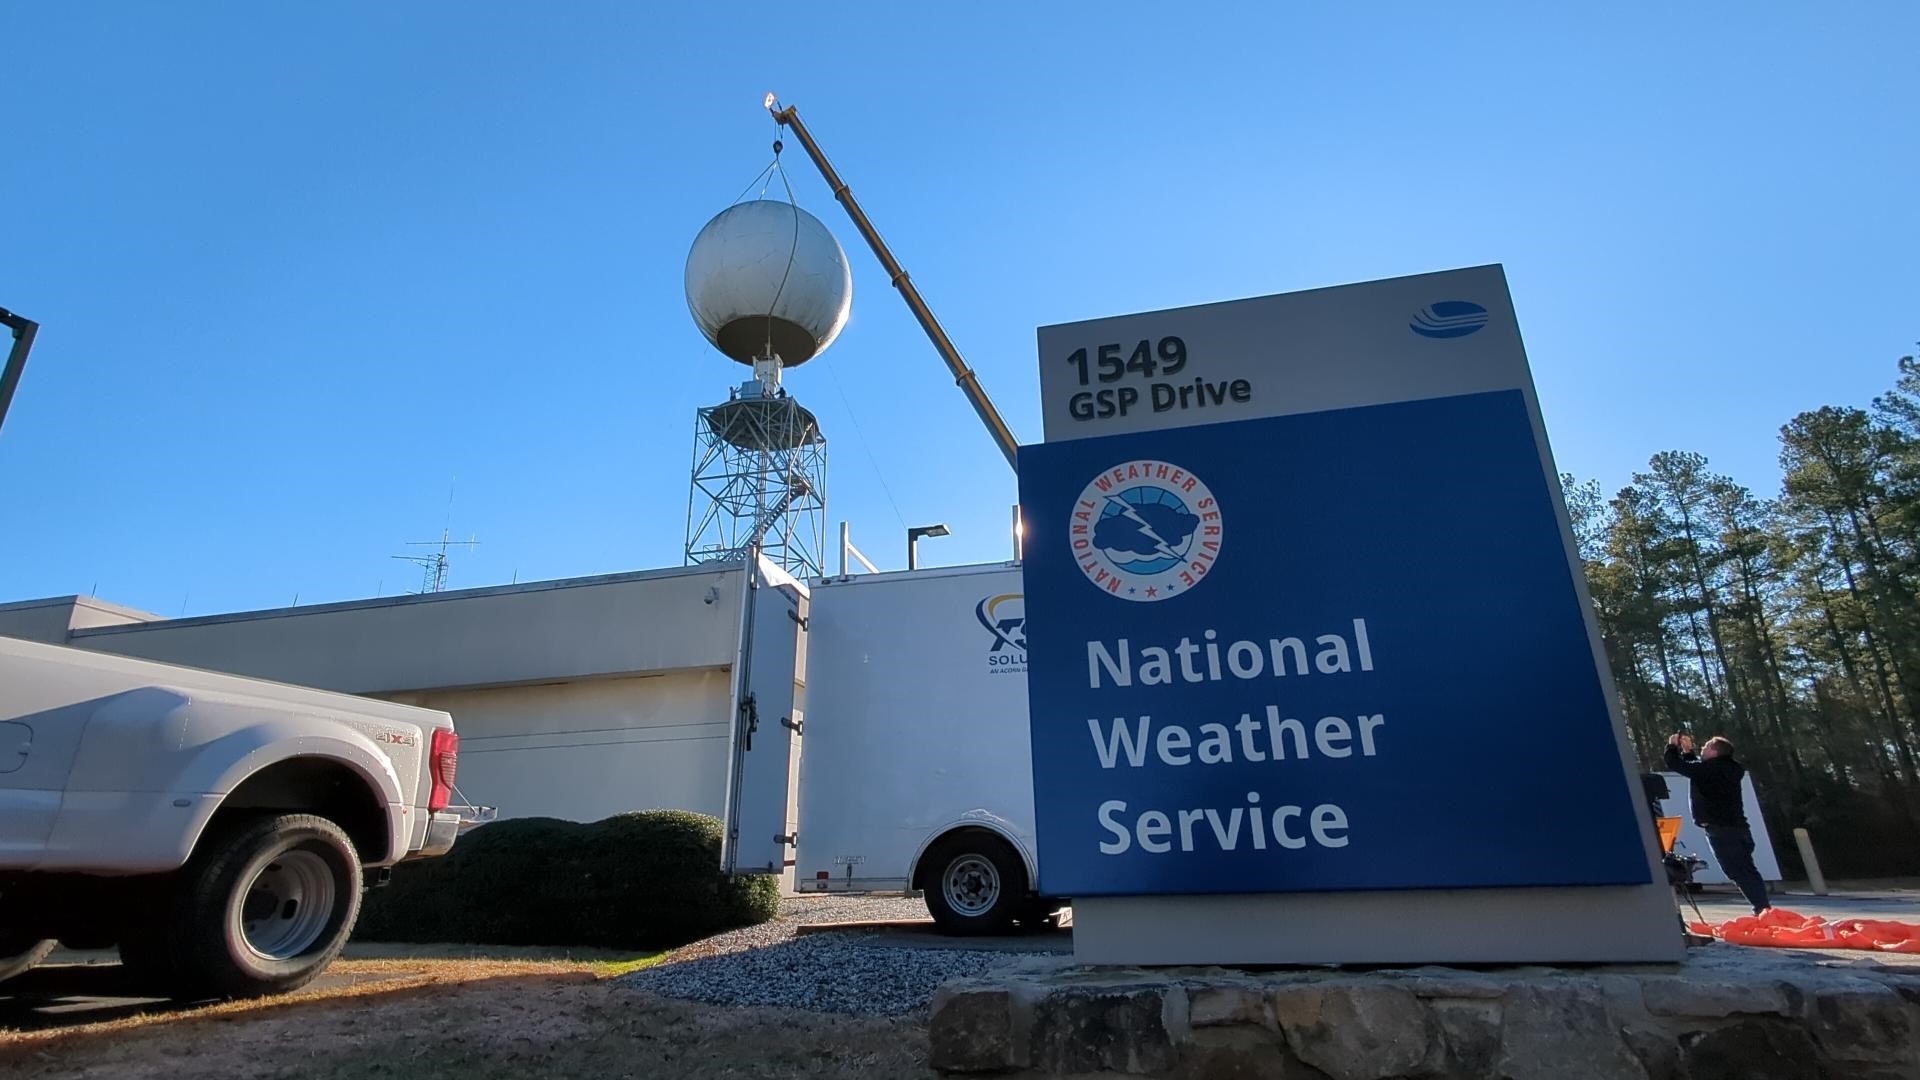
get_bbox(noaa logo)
[1071,460,1222,602]
[976,593,1027,674]
[1409,300,1489,339]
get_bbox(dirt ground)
[0,958,935,1080]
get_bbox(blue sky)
[3,3,1914,617]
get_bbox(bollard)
[1793,827,1828,895]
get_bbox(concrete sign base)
[1074,886,1684,966]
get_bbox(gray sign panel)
[1039,264,1535,440]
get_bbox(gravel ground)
[656,895,931,963]
[622,894,1036,1016]
[780,894,934,925]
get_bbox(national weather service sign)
[1071,460,1221,601]
[1018,265,1660,905]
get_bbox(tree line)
[1566,351,1920,879]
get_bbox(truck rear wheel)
[124,813,363,1000]
[0,937,55,984]
[921,833,1027,936]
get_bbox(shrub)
[356,810,780,949]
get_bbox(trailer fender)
[908,811,1038,891]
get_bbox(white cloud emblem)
[1068,460,1222,602]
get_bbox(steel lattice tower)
[684,359,827,578]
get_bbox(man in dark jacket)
[1664,733,1770,914]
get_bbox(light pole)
[907,523,950,571]
[0,307,39,441]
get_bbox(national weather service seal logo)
[1070,460,1222,602]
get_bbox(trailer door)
[719,558,807,875]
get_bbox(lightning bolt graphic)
[1106,495,1181,561]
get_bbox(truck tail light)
[428,729,459,812]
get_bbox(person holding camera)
[1664,732,1770,915]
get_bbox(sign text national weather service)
[1020,267,1654,899]
[1019,393,1651,895]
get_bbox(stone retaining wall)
[928,948,1920,1078]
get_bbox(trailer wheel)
[922,833,1027,936]
[127,813,363,1000]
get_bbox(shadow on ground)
[0,959,423,1033]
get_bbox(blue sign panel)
[1018,389,1653,897]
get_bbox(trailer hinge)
[741,693,759,752]
[781,715,803,734]
[775,833,797,846]
[787,609,808,630]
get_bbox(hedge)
[355,810,780,949]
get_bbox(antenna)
[392,528,480,594]
[392,478,478,594]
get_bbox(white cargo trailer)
[778,562,1062,933]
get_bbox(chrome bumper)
[415,805,496,859]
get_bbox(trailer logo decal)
[1071,460,1222,602]
[977,593,1028,674]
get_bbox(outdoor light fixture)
[0,306,39,442]
[907,523,951,571]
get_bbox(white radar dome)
[685,200,852,367]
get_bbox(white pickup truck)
[0,635,474,999]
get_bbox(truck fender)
[908,811,1038,891]
[69,689,408,870]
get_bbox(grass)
[342,942,668,976]
[589,953,668,978]
[340,941,666,966]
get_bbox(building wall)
[0,602,73,644]
[0,596,158,644]
[387,672,735,823]
[67,567,746,695]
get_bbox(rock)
[1028,985,1181,1075]
[1594,973,1649,1023]
[1269,983,1431,1080]
[1621,1027,1681,1080]
[1189,985,1270,1028]
[1639,975,1791,1019]
[1811,984,1920,1065]
[1678,1019,1828,1080]
[925,945,1920,1078]
[1173,1027,1330,1080]
[1496,984,1646,1080]
[928,985,1022,1074]
[1390,969,1510,1001]
[1886,975,1920,1009]
[1424,1000,1502,1079]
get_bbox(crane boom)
[766,95,1020,471]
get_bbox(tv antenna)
[393,528,479,594]
[393,478,478,594]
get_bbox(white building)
[0,563,798,828]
